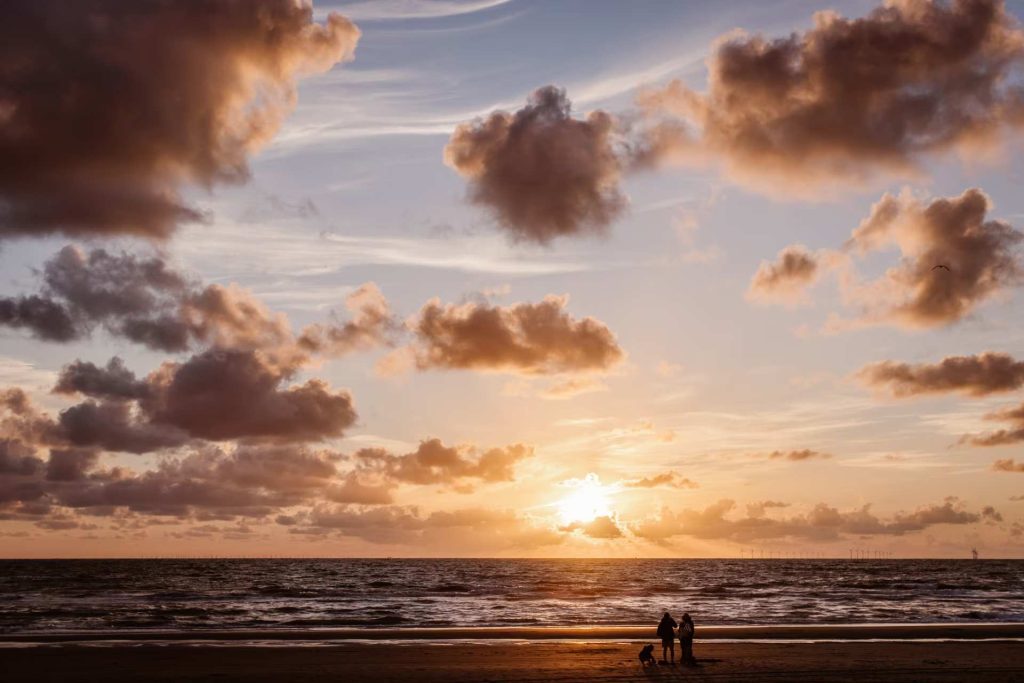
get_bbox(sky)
[2,0,1024,558]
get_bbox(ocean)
[1,559,1021,634]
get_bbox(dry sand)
[4,640,1024,683]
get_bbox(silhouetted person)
[679,612,695,665]
[656,611,677,664]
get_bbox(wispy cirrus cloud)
[318,0,513,22]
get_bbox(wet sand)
[5,622,1024,642]
[4,640,1024,682]
[4,626,1024,683]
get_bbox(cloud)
[964,403,1024,446]
[561,514,623,539]
[352,439,532,487]
[0,405,536,527]
[53,358,151,402]
[842,189,1022,327]
[767,449,831,461]
[0,389,62,447]
[57,401,189,454]
[290,504,562,550]
[755,189,1023,330]
[326,474,395,505]
[0,246,285,353]
[393,295,624,375]
[538,377,609,400]
[631,497,982,543]
[0,439,42,477]
[55,445,340,518]
[2,384,178,457]
[747,245,823,306]
[45,448,99,482]
[981,505,1004,521]
[0,296,77,342]
[420,508,565,550]
[445,86,627,244]
[746,500,790,518]
[636,0,1024,196]
[297,504,426,543]
[858,352,1024,397]
[623,472,699,489]
[0,1,359,239]
[0,246,395,364]
[8,349,359,450]
[1,443,345,519]
[297,283,400,357]
[992,458,1024,472]
[144,349,357,443]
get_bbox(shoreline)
[5,640,1024,682]
[4,622,1024,644]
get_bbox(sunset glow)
[0,0,1022,562]
[558,475,614,525]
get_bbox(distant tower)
[972,548,979,560]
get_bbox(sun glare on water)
[557,474,612,524]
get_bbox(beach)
[4,561,1023,681]
[5,640,1024,682]
[4,625,1024,682]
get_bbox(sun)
[557,474,612,525]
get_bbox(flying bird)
[931,264,951,272]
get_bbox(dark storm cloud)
[444,86,627,243]
[858,352,1024,397]
[397,295,624,375]
[637,0,1024,195]
[0,0,359,239]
